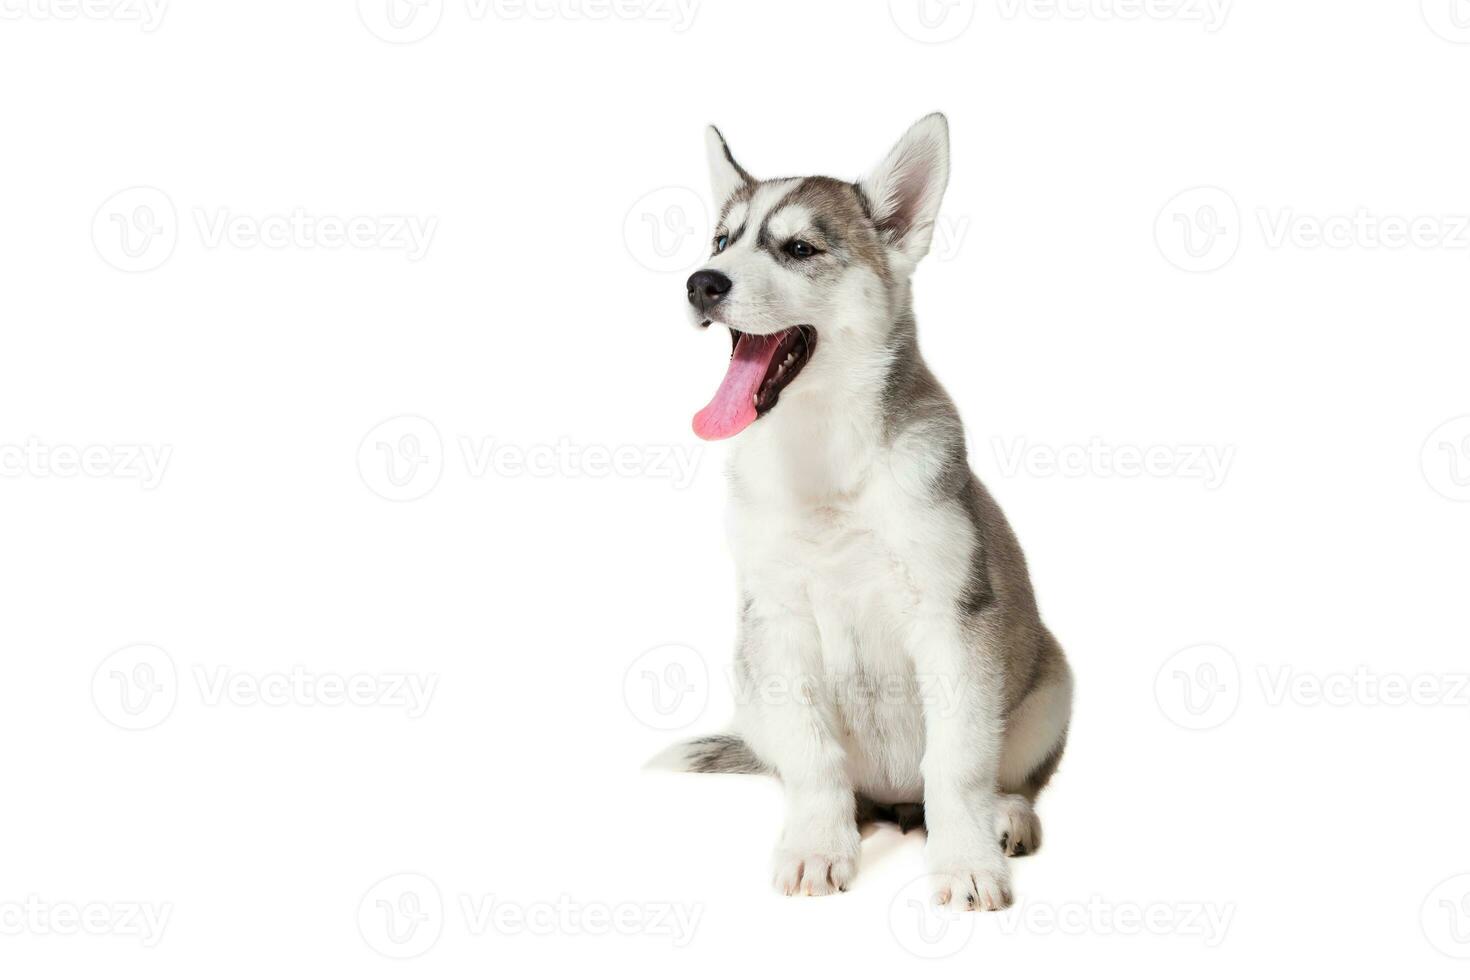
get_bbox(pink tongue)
[692,332,783,441]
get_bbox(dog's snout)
[686,269,732,314]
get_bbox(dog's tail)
[644,734,770,775]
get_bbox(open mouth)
[692,325,817,441]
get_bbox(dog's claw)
[772,850,857,897]
[994,794,1042,857]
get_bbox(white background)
[3,0,1469,975]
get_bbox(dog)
[653,113,1072,911]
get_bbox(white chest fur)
[724,404,976,800]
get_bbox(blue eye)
[714,234,729,253]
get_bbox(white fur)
[704,126,748,207]
[859,112,951,264]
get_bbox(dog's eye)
[786,240,817,259]
[714,234,729,254]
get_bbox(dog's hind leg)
[855,796,926,834]
[995,645,1072,857]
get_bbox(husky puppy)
[657,114,1072,911]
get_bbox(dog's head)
[687,113,950,441]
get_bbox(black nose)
[686,269,732,314]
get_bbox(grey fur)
[710,126,756,190]
[1020,729,1068,799]
[680,734,769,775]
[878,309,1068,721]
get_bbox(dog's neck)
[727,304,926,509]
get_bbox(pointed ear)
[858,113,950,263]
[705,125,754,206]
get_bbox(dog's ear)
[859,112,950,263]
[705,125,754,206]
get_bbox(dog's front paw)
[772,847,858,897]
[927,861,1012,911]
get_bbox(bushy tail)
[645,734,769,775]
